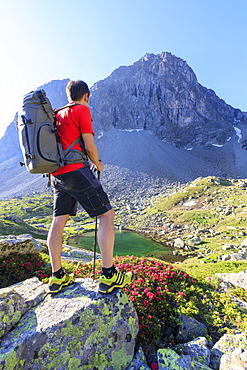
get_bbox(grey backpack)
[17,89,88,174]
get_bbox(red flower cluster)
[113,256,196,344]
[150,362,158,370]
[0,252,48,288]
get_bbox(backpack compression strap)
[36,90,54,122]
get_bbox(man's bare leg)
[97,209,115,268]
[47,214,70,273]
[97,208,134,293]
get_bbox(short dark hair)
[66,80,90,101]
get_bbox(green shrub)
[230,287,247,302]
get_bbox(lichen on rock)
[0,277,138,370]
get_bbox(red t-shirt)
[52,103,94,176]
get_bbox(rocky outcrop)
[176,315,208,343]
[90,52,246,148]
[211,334,247,370]
[0,235,46,257]
[0,278,47,339]
[0,234,100,263]
[216,269,247,291]
[155,334,247,370]
[0,277,138,370]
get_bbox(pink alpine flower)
[150,362,158,370]
[146,292,155,300]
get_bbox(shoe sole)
[48,277,75,294]
[98,272,134,294]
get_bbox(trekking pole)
[93,170,100,279]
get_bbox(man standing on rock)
[47,80,133,294]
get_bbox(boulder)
[157,348,192,369]
[240,238,247,248]
[174,238,185,249]
[0,277,138,370]
[157,347,213,369]
[183,337,211,366]
[219,348,247,370]
[221,243,234,251]
[215,269,247,290]
[0,235,45,257]
[0,277,47,338]
[158,334,247,370]
[212,178,232,186]
[210,333,247,370]
[189,236,202,246]
[126,347,149,369]
[176,315,208,343]
[221,252,246,261]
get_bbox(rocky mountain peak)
[90,52,246,148]
[0,52,247,200]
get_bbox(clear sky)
[0,0,246,139]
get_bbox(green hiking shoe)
[48,273,75,294]
[98,269,134,294]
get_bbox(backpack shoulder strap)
[54,103,81,114]
[54,103,87,156]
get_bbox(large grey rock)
[189,236,202,246]
[219,348,247,370]
[157,348,192,369]
[215,269,247,290]
[174,238,185,249]
[0,235,45,257]
[126,347,150,369]
[210,333,247,370]
[0,278,47,338]
[183,337,211,366]
[240,238,247,248]
[176,315,208,343]
[221,252,246,261]
[157,347,213,369]
[0,278,138,370]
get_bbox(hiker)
[47,80,133,294]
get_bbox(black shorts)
[51,167,112,218]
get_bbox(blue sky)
[0,0,246,138]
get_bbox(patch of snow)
[182,200,197,207]
[234,126,242,143]
[119,129,144,132]
[212,144,224,147]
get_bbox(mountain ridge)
[0,51,247,200]
[90,51,247,148]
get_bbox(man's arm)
[82,133,104,171]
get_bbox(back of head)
[66,80,90,102]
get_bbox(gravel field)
[0,127,247,201]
